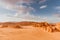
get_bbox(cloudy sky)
[0,0,60,22]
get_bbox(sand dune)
[0,22,56,32]
[0,28,57,40]
[0,22,60,40]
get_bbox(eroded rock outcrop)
[54,23,60,31]
[0,21,60,32]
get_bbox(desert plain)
[0,21,60,40]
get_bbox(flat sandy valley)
[0,27,60,40]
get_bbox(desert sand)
[0,27,59,40]
[0,22,60,40]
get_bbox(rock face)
[0,21,59,32]
[55,23,60,31]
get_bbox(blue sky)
[0,0,60,22]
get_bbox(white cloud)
[0,11,48,22]
[0,0,34,5]
[0,0,35,10]
[54,6,60,14]
[55,6,60,10]
[53,13,60,18]
[0,0,48,22]
[0,1,16,11]
[40,5,47,9]
[39,0,47,4]
[58,11,60,12]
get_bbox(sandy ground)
[0,27,60,40]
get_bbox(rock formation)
[0,21,60,32]
[55,22,60,31]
